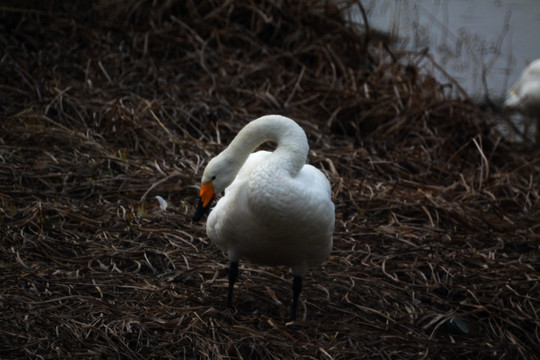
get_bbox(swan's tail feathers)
[192,181,215,222]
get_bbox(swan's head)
[193,151,239,222]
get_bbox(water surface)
[358,0,540,102]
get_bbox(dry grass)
[1,1,539,359]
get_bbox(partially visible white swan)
[193,115,335,322]
[504,59,540,143]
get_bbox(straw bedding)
[1,1,538,358]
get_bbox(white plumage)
[504,59,540,143]
[154,195,168,211]
[193,115,335,322]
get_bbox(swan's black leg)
[289,276,302,322]
[227,261,238,308]
[536,117,540,145]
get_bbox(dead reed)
[0,1,539,359]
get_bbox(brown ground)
[1,1,539,359]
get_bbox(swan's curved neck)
[226,115,309,175]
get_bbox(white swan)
[193,115,335,322]
[504,59,540,143]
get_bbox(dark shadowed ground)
[1,1,539,359]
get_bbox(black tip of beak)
[192,197,213,222]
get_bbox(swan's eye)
[211,175,216,181]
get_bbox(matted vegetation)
[1,1,538,358]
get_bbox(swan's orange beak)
[193,181,215,222]
[200,181,215,207]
